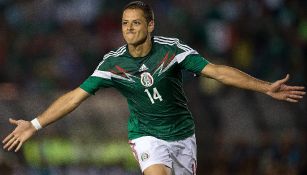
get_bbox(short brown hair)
[123,1,154,23]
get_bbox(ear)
[148,20,154,33]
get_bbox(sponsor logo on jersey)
[139,64,148,72]
[140,72,154,87]
[141,152,150,161]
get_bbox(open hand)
[267,74,306,102]
[2,118,36,152]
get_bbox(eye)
[133,21,141,25]
[122,21,128,25]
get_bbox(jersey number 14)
[144,87,163,104]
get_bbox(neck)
[128,36,152,58]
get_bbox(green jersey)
[80,36,209,141]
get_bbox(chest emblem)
[139,64,149,72]
[140,72,154,87]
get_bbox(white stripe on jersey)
[95,45,126,70]
[92,70,112,79]
[175,50,198,63]
[154,40,191,52]
[92,70,136,82]
[103,45,126,59]
[154,36,193,51]
[155,36,193,50]
[153,50,198,76]
[153,36,199,75]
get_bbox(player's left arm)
[201,63,306,102]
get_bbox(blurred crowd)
[0,0,306,174]
[0,0,306,89]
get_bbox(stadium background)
[0,0,306,174]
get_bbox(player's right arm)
[2,87,90,152]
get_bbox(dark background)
[0,0,306,174]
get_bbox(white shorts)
[129,134,197,175]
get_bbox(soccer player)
[2,1,305,175]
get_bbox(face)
[122,8,154,46]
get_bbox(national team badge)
[140,72,154,87]
[141,152,150,162]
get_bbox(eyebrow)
[122,19,143,22]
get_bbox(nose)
[127,23,134,31]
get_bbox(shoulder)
[96,45,127,70]
[103,45,127,60]
[153,36,193,52]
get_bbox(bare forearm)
[202,64,271,94]
[37,88,89,128]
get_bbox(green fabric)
[80,36,209,141]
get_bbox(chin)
[125,40,136,45]
[124,38,135,44]
[126,40,139,46]
[125,36,148,46]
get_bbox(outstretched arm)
[201,63,305,102]
[2,87,91,152]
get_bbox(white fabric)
[91,70,111,79]
[129,134,197,175]
[31,118,42,130]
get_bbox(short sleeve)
[179,54,210,75]
[79,58,114,95]
[80,76,113,95]
[158,37,210,75]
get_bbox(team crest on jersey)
[141,152,150,161]
[140,72,154,87]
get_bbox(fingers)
[3,118,20,148]
[2,133,14,144]
[3,136,18,150]
[286,98,298,103]
[288,94,304,100]
[271,74,290,91]
[9,118,19,125]
[2,119,32,152]
[2,134,23,152]
[7,139,21,152]
[283,86,305,91]
[15,141,23,152]
[290,91,306,96]
[279,74,290,84]
[284,93,304,103]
